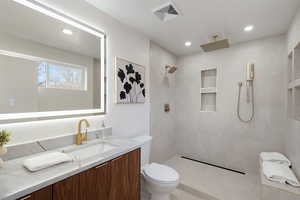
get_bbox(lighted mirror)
[0,0,106,121]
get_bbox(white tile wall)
[149,42,177,163]
[175,35,286,173]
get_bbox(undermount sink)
[62,141,119,161]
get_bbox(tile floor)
[164,155,261,200]
[171,188,206,200]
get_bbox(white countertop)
[0,135,150,200]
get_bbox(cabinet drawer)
[18,185,52,200]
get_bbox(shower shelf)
[200,87,217,93]
[294,44,300,80]
[288,50,293,83]
[200,67,217,112]
[288,78,300,89]
[293,78,300,88]
[286,41,300,121]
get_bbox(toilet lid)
[143,163,179,183]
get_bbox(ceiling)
[0,0,100,59]
[85,0,300,56]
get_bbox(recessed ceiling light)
[244,25,254,32]
[62,29,73,35]
[185,41,192,47]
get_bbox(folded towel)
[263,161,300,187]
[23,152,72,172]
[260,152,291,167]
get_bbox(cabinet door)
[80,162,111,200]
[18,185,52,200]
[53,175,79,200]
[109,154,129,200]
[128,149,141,200]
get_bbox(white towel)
[260,152,291,167]
[23,152,72,172]
[263,161,300,187]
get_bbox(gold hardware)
[164,104,170,112]
[75,119,90,145]
[20,195,31,200]
[212,34,219,42]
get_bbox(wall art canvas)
[115,57,146,103]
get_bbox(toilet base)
[151,193,171,200]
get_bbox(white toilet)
[133,136,179,200]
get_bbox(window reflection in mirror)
[38,62,87,91]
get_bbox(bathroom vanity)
[0,134,151,200]
[17,149,140,200]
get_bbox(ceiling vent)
[153,2,180,22]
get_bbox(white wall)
[175,35,286,173]
[149,42,177,163]
[0,54,38,113]
[1,0,150,144]
[286,7,300,177]
[287,8,300,54]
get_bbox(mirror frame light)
[0,0,107,121]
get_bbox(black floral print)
[135,72,141,84]
[124,82,132,94]
[118,69,126,83]
[120,91,126,99]
[117,61,145,103]
[126,64,135,75]
[129,77,136,84]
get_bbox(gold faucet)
[76,119,90,145]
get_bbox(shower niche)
[287,43,300,120]
[200,67,217,112]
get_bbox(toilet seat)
[143,163,179,185]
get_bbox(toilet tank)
[132,136,152,167]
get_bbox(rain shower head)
[165,65,177,74]
[200,34,230,52]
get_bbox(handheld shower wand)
[237,63,255,122]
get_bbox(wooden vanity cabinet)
[109,153,130,200]
[53,175,79,200]
[128,149,141,200]
[80,148,141,200]
[79,162,111,200]
[17,148,140,200]
[17,185,52,200]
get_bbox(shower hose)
[237,82,254,122]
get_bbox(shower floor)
[164,155,261,200]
